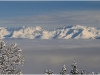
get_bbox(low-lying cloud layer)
[4,39,100,74]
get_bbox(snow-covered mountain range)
[0,25,100,39]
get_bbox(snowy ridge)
[1,25,100,39]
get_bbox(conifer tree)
[60,65,67,75]
[45,69,53,75]
[0,39,25,74]
[70,60,79,74]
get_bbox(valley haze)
[4,39,100,74]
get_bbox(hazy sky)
[0,1,100,29]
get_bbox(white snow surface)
[1,25,100,39]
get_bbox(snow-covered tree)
[60,64,67,75]
[70,60,79,74]
[80,69,85,74]
[0,39,25,74]
[45,69,53,75]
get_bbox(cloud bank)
[4,39,100,74]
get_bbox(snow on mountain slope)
[0,27,10,39]
[12,26,43,39]
[0,25,100,39]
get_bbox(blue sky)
[0,1,100,29]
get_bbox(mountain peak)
[75,25,86,28]
[35,26,42,31]
[76,25,84,27]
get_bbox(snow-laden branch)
[0,39,25,74]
